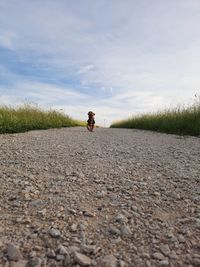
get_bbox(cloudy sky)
[0,0,200,125]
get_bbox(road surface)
[0,127,200,266]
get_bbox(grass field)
[111,98,200,136]
[0,105,86,134]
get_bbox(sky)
[0,0,200,126]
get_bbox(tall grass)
[111,97,200,136]
[0,105,86,134]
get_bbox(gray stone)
[142,253,150,259]
[109,225,121,235]
[145,260,151,267]
[96,191,107,198]
[153,191,161,197]
[37,209,47,216]
[121,210,132,219]
[56,254,65,261]
[6,244,22,261]
[58,245,68,255]
[97,255,118,267]
[178,234,185,243]
[159,259,169,266]
[70,223,78,232]
[192,258,200,266]
[2,262,9,267]
[74,252,92,266]
[120,225,132,237]
[169,251,178,259]
[64,253,71,267]
[131,206,138,212]
[49,228,61,238]
[9,260,28,267]
[46,249,56,258]
[81,245,97,254]
[29,251,37,259]
[27,257,42,267]
[160,244,170,256]
[119,260,128,267]
[83,211,94,217]
[68,246,80,254]
[196,218,200,229]
[152,252,165,260]
[115,214,128,224]
[29,199,43,207]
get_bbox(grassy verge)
[111,99,200,136]
[0,105,86,134]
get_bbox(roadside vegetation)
[111,96,200,136]
[0,105,86,134]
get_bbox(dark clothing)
[87,118,95,125]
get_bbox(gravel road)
[0,127,200,267]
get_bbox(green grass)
[0,105,86,134]
[111,99,200,136]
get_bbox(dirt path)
[0,127,200,267]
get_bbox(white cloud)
[0,0,200,125]
[0,32,16,49]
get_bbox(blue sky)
[0,0,200,125]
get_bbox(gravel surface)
[0,127,200,267]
